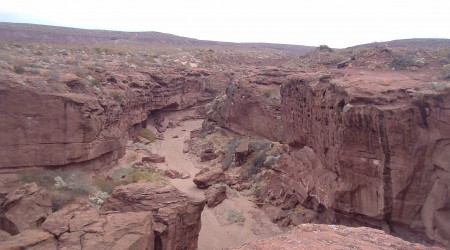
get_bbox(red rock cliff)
[279,72,450,246]
[0,68,228,171]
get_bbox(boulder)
[193,168,226,189]
[200,149,219,162]
[42,204,154,250]
[142,154,165,163]
[1,183,51,234]
[164,169,181,179]
[234,138,250,166]
[101,183,206,250]
[205,185,227,207]
[1,229,57,250]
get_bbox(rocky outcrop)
[193,168,226,188]
[200,149,219,162]
[142,154,166,163]
[100,183,205,250]
[205,185,227,207]
[0,183,51,234]
[231,224,441,250]
[275,73,450,246]
[42,204,154,250]
[0,67,228,172]
[1,229,57,250]
[205,83,282,141]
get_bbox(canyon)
[0,23,449,249]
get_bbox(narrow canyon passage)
[152,119,282,250]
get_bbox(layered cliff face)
[278,72,450,245]
[100,183,206,250]
[204,70,450,246]
[204,68,300,141]
[0,68,228,171]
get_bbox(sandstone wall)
[0,68,228,171]
[205,83,281,141]
[101,183,206,250]
[279,75,450,246]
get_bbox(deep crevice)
[379,111,393,231]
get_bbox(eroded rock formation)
[100,183,206,250]
[0,183,51,234]
[278,73,450,246]
[205,71,450,247]
[43,204,154,250]
[0,68,228,172]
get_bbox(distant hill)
[0,22,315,54]
[349,38,450,49]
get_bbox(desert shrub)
[318,45,333,52]
[249,138,271,153]
[54,176,68,189]
[73,66,87,77]
[390,53,415,70]
[51,82,67,93]
[137,128,156,143]
[87,75,101,88]
[223,138,240,169]
[112,167,134,180]
[262,89,272,98]
[135,143,151,154]
[129,168,168,184]
[125,151,139,162]
[29,69,40,75]
[92,178,119,194]
[19,169,59,188]
[227,209,245,224]
[441,64,450,80]
[47,70,60,81]
[66,172,92,194]
[89,191,109,208]
[263,155,278,167]
[247,152,267,176]
[111,167,168,185]
[111,91,123,103]
[13,65,25,74]
[51,190,76,212]
[426,82,448,91]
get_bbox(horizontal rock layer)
[206,71,450,247]
[279,74,450,246]
[100,183,206,250]
[0,68,228,171]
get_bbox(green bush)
[89,191,109,208]
[223,138,240,169]
[390,53,415,70]
[129,168,168,184]
[111,167,134,180]
[441,64,450,80]
[262,89,272,98]
[227,209,245,224]
[29,69,40,75]
[20,169,86,212]
[137,128,156,143]
[50,190,77,212]
[93,178,119,194]
[13,65,25,74]
[111,167,168,185]
[111,91,123,103]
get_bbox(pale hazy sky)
[1,0,449,48]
